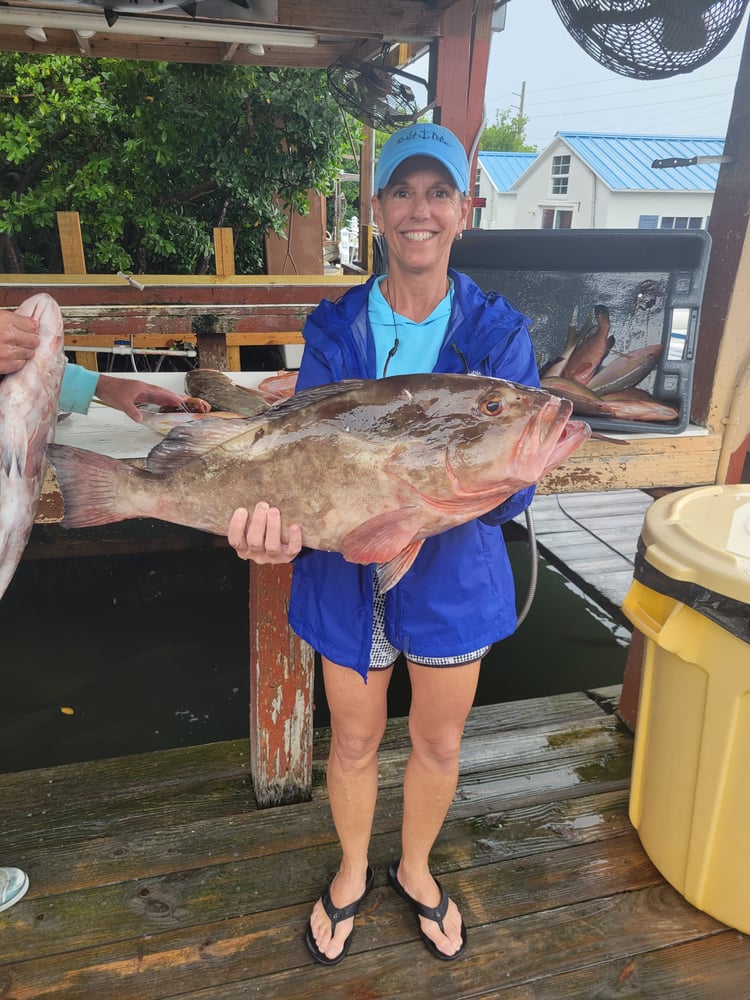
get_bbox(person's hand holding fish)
[93,373,210,423]
[0,309,40,375]
[228,503,302,565]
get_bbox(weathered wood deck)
[518,489,654,613]
[2,685,747,999]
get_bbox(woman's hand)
[0,310,39,375]
[228,503,302,564]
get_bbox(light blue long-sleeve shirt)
[59,363,100,414]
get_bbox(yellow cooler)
[622,484,750,933]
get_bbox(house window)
[472,206,483,228]
[638,215,659,229]
[541,207,573,229]
[474,168,481,199]
[660,216,703,230]
[551,155,570,195]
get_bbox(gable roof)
[556,132,725,192]
[478,151,538,192]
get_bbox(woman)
[228,123,540,964]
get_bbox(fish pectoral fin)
[376,542,424,593]
[341,508,423,566]
[146,418,255,473]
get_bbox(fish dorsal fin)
[377,542,424,593]
[263,379,372,417]
[145,418,256,474]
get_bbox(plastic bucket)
[623,484,750,933]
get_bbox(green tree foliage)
[479,110,536,153]
[0,55,357,274]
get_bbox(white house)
[475,132,723,231]
[472,151,537,228]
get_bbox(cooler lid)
[640,484,750,604]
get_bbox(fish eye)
[482,396,505,416]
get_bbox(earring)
[455,230,463,241]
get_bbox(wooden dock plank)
[516,489,653,610]
[1,687,747,999]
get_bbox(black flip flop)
[304,865,375,966]
[387,859,467,961]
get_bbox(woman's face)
[371,156,471,279]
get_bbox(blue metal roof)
[478,151,537,192]
[557,132,725,192]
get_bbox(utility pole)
[514,80,526,117]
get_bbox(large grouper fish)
[47,373,591,591]
[0,294,65,600]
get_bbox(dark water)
[0,535,629,774]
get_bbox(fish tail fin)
[46,443,132,528]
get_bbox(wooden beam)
[276,1,441,38]
[213,228,236,277]
[56,212,87,275]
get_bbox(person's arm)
[59,365,210,422]
[92,373,209,422]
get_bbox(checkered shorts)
[369,577,491,670]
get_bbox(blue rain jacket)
[288,270,540,680]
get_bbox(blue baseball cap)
[374,123,470,194]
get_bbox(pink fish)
[258,370,298,404]
[561,306,614,385]
[0,294,65,599]
[587,344,663,395]
[598,388,679,422]
[541,376,618,417]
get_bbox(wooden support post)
[692,19,750,436]
[429,0,491,150]
[56,212,87,274]
[191,314,228,370]
[213,227,236,277]
[248,563,314,806]
[428,0,492,229]
[359,127,374,273]
[618,630,645,733]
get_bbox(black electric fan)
[550,0,749,79]
[327,57,434,132]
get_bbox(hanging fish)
[560,305,614,386]
[540,376,618,417]
[587,344,663,396]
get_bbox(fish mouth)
[507,397,589,479]
[541,418,591,473]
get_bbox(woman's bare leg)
[395,659,481,957]
[307,656,391,961]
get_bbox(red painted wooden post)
[248,563,315,806]
[429,0,492,173]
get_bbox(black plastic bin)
[449,228,712,434]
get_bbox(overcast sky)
[483,0,748,151]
